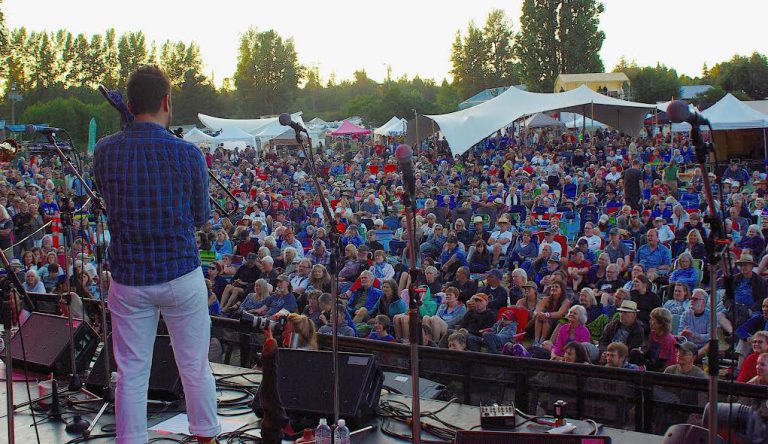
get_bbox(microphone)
[395,144,416,200]
[667,100,709,127]
[278,113,306,134]
[25,124,66,136]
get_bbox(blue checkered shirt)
[94,122,210,286]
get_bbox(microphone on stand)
[395,144,416,200]
[666,100,709,127]
[25,125,67,137]
[278,113,307,134]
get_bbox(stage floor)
[0,362,661,443]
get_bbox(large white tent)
[374,116,408,136]
[701,93,768,130]
[211,126,256,149]
[198,112,308,148]
[183,127,214,144]
[522,113,565,128]
[559,112,607,129]
[413,85,655,156]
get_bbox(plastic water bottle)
[333,419,350,444]
[315,418,332,444]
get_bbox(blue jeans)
[482,332,515,354]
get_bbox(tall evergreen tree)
[558,0,605,74]
[515,0,560,92]
[515,0,605,92]
[234,27,303,117]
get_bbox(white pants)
[108,267,220,443]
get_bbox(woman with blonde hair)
[287,313,318,350]
[213,229,233,258]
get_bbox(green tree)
[234,27,303,117]
[117,31,148,89]
[614,59,680,103]
[710,52,768,100]
[101,29,119,89]
[558,0,605,75]
[515,0,605,92]
[515,0,560,92]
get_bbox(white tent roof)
[418,85,654,156]
[701,93,768,130]
[183,127,214,144]
[374,116,407,136]
[253,113,305,139]
[522,113,565,128]
[559,112,607,129]
[212,126,256,148]
[198,114,276,134]
[308,117,328,126]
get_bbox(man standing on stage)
[94,65,220,444]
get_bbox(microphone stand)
[44,131,113,437]
[691,123,732,444]
[401,190,422,444]
[0,242,37,444]
[289,128,342,426]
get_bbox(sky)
[4,0,768,87]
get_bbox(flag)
[87,118,97,155]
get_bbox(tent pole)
[764,127,767,173]
[413,109,419,155]
[590,101,595,147]
[581,105,586,142]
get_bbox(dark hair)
[564,342,590,364]
[127,65,171,115]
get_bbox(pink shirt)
[553,323,591,357]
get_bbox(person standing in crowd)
[93,66,219,444]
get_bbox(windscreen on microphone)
[667,99,710,127]
[278,113,292,127]
[394,144,413,163]
[278,113,306,133]
[395,144,416,199]
[666,100,692,124]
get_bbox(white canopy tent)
[701,93,768,130]
[198,114,276,135]
[701,93,768,164]
[211,126,256,150]
[183,127,214,144]
[559,112,607,129]
[414,85,655,156]
[374,116,408,136]
[522,113,565,128]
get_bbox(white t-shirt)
[489,230,514,254]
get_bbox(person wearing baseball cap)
[663,341,706,378]
[539,227,562,258]
[308,239,330,266]
[440,293,495,348]
[604,227,631,269]
[480,269,509,310]
[439,236,467,280]
[469,307,519,354]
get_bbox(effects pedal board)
[479,403,516,428]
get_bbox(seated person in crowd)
[603,342,639,370]
[634,228,672,282]
[679,289,711,359]
[598,300,645,355]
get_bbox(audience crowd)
[3,124,768,403]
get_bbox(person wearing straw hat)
[488,215,514,267]
[598,300,644,355]
[733,252,766,312]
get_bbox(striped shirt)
[94,121,209,286]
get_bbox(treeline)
[1,0,767,150]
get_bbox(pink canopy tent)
[330,120,372,136]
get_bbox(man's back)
[94,122,209,286]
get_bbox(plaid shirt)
[94,122,210,286]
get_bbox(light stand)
[401,190,422,444]
[286,121,343,426]
[43,130,113,438]
[690,122,732,444]
[2,286,16,444]
[0,244,38,444]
